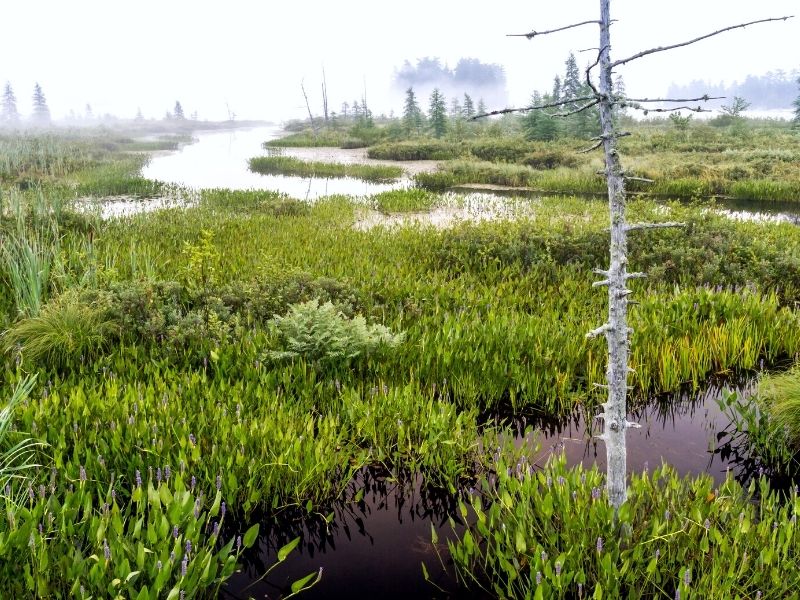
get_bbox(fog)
[1,0,797,123]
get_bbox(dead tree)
[300,79,318,138]
[321,67,329,124]
[487,1,792,511]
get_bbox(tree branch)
[611,16,794,68]
[472,95,597,119]
[625,222,685,232]
[628,105,713,114]
[551,100,600,118]
[623,95,724,103]
[509,20,600,39]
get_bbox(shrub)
[521,149,580,169]
[266,299,404,368]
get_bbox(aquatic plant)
[0,376,41,505]
[248,156,402,183]
[443,456,800,599]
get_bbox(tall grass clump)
[4,290,119,368]
[758,366,800,448]
[248,156,403,182]
[0,222,59,317]
[370,188,436,213]
[0,376,41,503]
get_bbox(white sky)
[2,0,797,121]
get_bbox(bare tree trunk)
[322,67,329,124]
[594,0,632,510]
[300,80,317,138]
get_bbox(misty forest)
[2,2,800,599]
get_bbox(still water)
[141,126,408,199]
[222,379,777,600]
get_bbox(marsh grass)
[248,156,403,182]
[758,366,800,447]
[0,376,41,505]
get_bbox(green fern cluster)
[267,299,404,367]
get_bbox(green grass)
[758,366,800,448]
[370,188,436,213]
[248,155,403,182]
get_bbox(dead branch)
[628,105,712,114]
[472,95,597,119]
[611,16,794,67]
[551,100,600,117]
[578,140,604,153]
[624,95,723,103]
[625,222,685,232]
[509,20,600,39]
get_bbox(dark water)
[220,378,784,600]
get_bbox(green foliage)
[370,188,436,213]
[248,156,402,182]
[757,366,800,448]
[402,87,424,135]
[4,289,120,369]
[0,376,41,504]
[428,88,448,139]
[267,299,404,369]
[0,221,58,317]
[0,469,271,598]
[445,456,800,599]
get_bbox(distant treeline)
[667,69,800,110]
[393,57,508,108]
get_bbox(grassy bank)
[248,155,403,182]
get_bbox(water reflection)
[222,467,489,600]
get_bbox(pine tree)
[402,87,423,135]
[477,98,487,116]
[31,83,51,125]
[428,88,448,138]
[174,101,185,120]
[462,93,475,119]
[524,92,559,141]
[1,82,19,125]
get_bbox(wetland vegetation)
[1,95,799,598]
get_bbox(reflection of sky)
[142,127,407,199]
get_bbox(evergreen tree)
[793,77,800,127]
[524,92,559,141]
[562,53,582,107]
[428,88,448,138]
[551,75,562,102]
[402,87,423,135]
[31,83,51,125]
[174,101,185,120]
[1,82,19,125]
[462,93,475,119]
[85,103,93,120]
[341,102,349,119]
[449,97,462,120]
[477,98,487,116]
[135,107,144,121]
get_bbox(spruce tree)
[462,93,475,119]
[1,82,19,125]
[174,101,185,120]
[476,98,487,116]
[551,75,562,102]
[31,83,51,125]
[449,97,462,120]
[428,88,448,138]
[793,77,800,127]
[402,87,423,135]
[562,53,582,107]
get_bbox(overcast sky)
[2,1,797,122]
